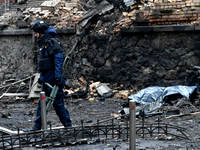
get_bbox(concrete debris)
[0,72,200,121]
[176,97,197,109]
[64,78,136,102]
[40,0,61,12]
[118,90,130,99]
[0,0,84,29]
[0,75,200,150]
[0,0,199,32]
[89,81,100,91]
[28,73,41,99]
[123,0,133,7]
[28,7,41,14]
[96,84,112,96]
[155,134,173,140]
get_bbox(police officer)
[27,20,71,131]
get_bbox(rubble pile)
[1,0,200,31]
[0,0,85,29]
[64,77,136,101]
[0,0,127,30]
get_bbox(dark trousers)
[34,82,71,129]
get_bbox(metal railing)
[0,115,189,150]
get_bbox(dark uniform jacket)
[37,26,65,89]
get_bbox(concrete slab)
[40,0,60,12]
[28,73,41,99]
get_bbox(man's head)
[31,20,49,38]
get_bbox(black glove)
[55,77,62,86]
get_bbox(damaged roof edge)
[121,25,200,33]
[0,28,76,35]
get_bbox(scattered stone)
[89,97,95,102]
[1,111,12,119]
[155,134,172,140]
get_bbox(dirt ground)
[1,94,200,150]
[0,96,123,130]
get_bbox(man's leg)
[53,92,71,127]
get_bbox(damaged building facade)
[0,0,200,90]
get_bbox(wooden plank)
[0,93,29,99]
[0,74,37,89]
[28,73,41,99]
[165,112,200,119]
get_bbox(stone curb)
[2,24,200,35]
[0,28,76,35]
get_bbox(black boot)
[64,121,72,128]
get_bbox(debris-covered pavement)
[1,76,200,149]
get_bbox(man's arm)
[54,52,64,79]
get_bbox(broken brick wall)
[127,0,200,25]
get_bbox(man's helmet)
[31,20,49,34]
